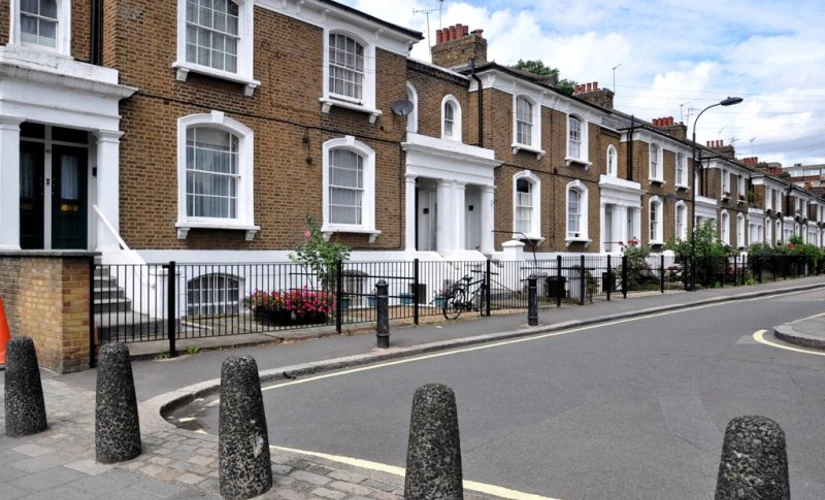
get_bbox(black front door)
[19,141,45,249]
[51,146,88,250]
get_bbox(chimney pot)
[450,25,457,40]
[436,29,443,44]
[593,81,598,90]
[586,82,592,92]
[456,23,463,36]
[668,117,674,126]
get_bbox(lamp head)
[720,96,743,106]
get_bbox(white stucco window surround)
[606,145,618,177]
[648,196,664,245]
[321,136,380,242]
[648,143,664,185]
[176,111,258,241]
[720,210,730,245]
[10,0,71,56]
[512,171,541,240]
[511,95,543,158]
[674,201,687,241]
[736,213,745,248]
[320,28,381,123]
[566,114,591,168]
[405,81,418,134]
[173,0,260,96]
[566,180,591,246]
[441,95,462,142]
[675,152,689,189]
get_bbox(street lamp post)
[690,96,743,291]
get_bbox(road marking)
[261,291,814,393]
[270,445,564,500]
[753,329,825,357]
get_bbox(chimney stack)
[572,81,614,109]
[431,23,488,69]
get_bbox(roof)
[317,0,424,40]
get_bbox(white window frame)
[675,152,688,188]
[721,169,730,196]
[736,213,745,248]
[511,95,543,158]
[566,114,590,167]
[765,217,772,243]
[173,0,259,95]
[738,174,746,199]
[441,95,462,142]
[512,171,541,240]
[176,111,258,240]
[720,210,730,245]
[649,143,664,184]
[776,219,782,242]
[649,196,663,244]
[320,28,380,123]
[187,273,241,316]
[606,145,617,177]
[675,201,687,240]
[565,180,590,244]
[321,136,379,242]
[10,0,71,55]
[405,82,418,134]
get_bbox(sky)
[342,0,825,167]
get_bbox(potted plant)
[367,294,378,307]
[400,292,414,305]
[245,290,293,326]
[433,289,450,308]
[340,291,351,309]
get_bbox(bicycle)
[442,270,489,320]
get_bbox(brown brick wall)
[406,62,471,142]
[0,254,93,373]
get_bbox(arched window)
[675,201,687,240]
[567,115,583,160]
[649,197,663,243]
[176,111,256,239]
[720,210,730,244]
[442,95,462,141]
[328,33,365,100]
[405,82,418,134]
[776,219,782,243]
[737,213,745,248]
[566,180,589,241]
[606,145,617,177]
[187,274,240,316]
[322,136,377,237]
[513,171,541,239]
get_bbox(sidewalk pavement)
[1,276,824,500]
[773,312,825,349]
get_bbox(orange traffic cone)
[0,293,10,369]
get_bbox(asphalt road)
[186,289,825,500]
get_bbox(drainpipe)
[90,0,103,65]
[626,115,635,182]
[470,58,484,147]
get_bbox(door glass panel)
[20,122,45,139]
[60,155,79,200]
[20,150,36,198]
[52,127,88,144]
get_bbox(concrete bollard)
[376,279,390,348]
[4,337,47,437]
[714,415,790,500]
[96,343,142,463]
[219,355,272,500]
[527,275,538,326]
[404,383,463,499]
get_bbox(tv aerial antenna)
[414,0,446,49]
[749,137,757,155]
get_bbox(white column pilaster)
[404,174,417,253]
[0,118,23,250]
[436,180,452,253]
[454,181,466,251]
[480,185,495,254]
[95,130,123,252]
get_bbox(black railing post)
[660,254,665,293]
[733,255,738,287]
[606,255,612,302]
[166,261,177,358]
[375,279,389,348]
[622,255,628,299]
[527,275,538,326]
[690,254,696,291]
[485,259,492,317]
[556,255,563,308]
[579,255,586,305]
[88,256,97,368]
[335,259,343,334]
[413,258,420,325]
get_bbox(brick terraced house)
[1,1,824,315]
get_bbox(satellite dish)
[391,99,414,116]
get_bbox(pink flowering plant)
[289,215,351,292]
[246,288,335,324]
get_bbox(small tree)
[619,239,652,290]
[289,215,351,291]
[668,220,729,288]
[510,59,577,95]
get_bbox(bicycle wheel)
[443,288,466,320]
[477,285,487,317]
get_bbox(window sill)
[649,240,665,246]
[176,221,260,241]
[565,157,592,169]
[173,61,260,96]
[565,237,592,248]
[319,97,382,124]
[649,178,666,186]
[511,143,545,160]
[513,233,545,244]
[321,225,381,243]
[675,183,690,191]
